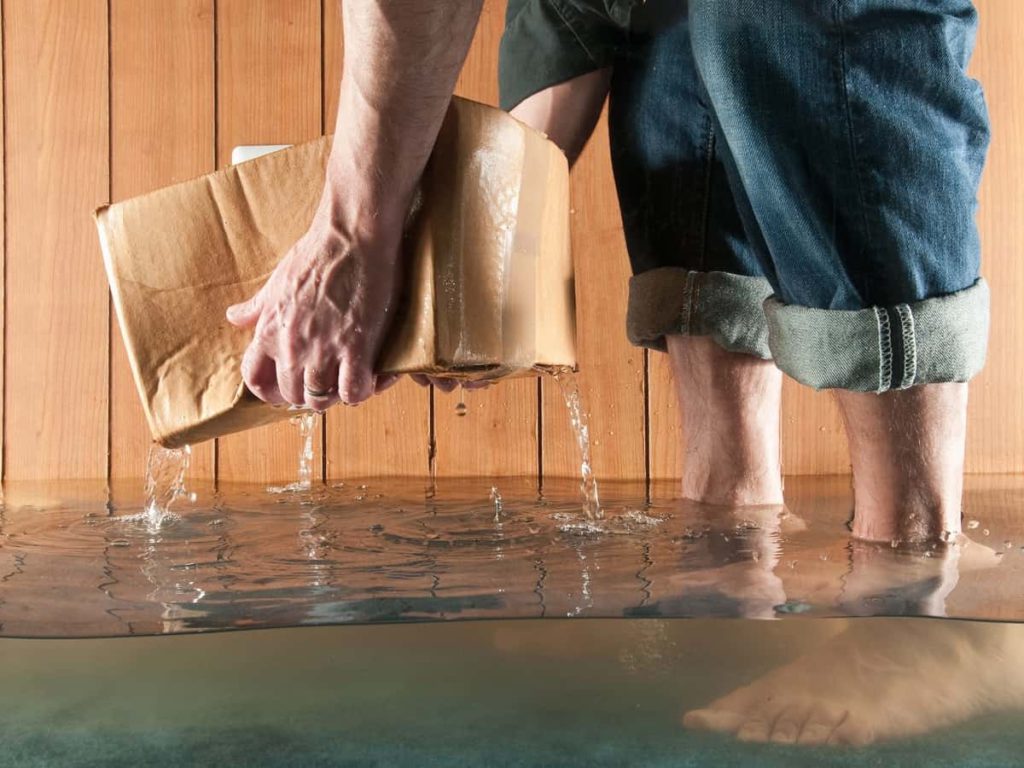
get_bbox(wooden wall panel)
[0,0,1019,482]
[214,0,323,485]
[0,7,5,481]
[432,0,540,479]
[967,0,1024,474]
[109,0,215,480]
[647,353,680,481]
[542,110,647,481]
[322,0,431,479]
[4,0,109,480]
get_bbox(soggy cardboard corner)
[96,97,575,449]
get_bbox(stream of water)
[141,373,600,523]
[551,369,602,520]
[140,444,192,530]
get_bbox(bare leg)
[668,336,783,506]
[509,68,612,166]
[512,73,784,507]
[836,382,968,544]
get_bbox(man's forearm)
[327,0,484,241]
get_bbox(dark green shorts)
[498,0,636,111]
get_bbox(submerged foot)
[683,619,1024,745]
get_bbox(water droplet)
[967,520,980,529]
[109,539,131,548]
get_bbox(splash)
[142,444,192,529]
[267,412,317,494]
[552,369,602,520]
[490,486,503,523]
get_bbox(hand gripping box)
[95,97,575,448]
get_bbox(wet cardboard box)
[96,97,575,449]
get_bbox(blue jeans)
[500,0,991,392]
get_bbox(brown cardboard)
[96,97,575,449]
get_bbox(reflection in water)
[0,477,1022,637]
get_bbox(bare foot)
[667,336,784,507]
[683,619,1024,745]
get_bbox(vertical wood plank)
[322,0,431,479]
[4,0,109,480]
[0,5,5,481]
[542,109,647,481]
[780,383,849,476]
[109,0,215,480]
[432,0,541,479]
[647,352,681,481]
[214,0,323,485]
[967,0,1024,474]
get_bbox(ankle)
[837,383,968,543]
[682,466,784,506]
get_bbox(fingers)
[431,377,459,393]
[241,347,285,405]
[338,353,375,405]
[277,359,305,407]
[409,375,490,392]
[374,374,400,394]
[304,366,340,411]
[226,288,265,328]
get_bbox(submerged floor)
[3,619,1024,766]
[1,475,1023,636]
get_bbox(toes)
[828,715,874,746]
[736,715,776,743]
[769,705,810,744]
[797,705,847,745]
[682,707,743,733]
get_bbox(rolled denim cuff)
[626,267,774,358]
[764,278,989,392]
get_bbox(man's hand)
[227,1,483,411]
[227,202,401,410]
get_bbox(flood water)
[3,618,1024,766]
[1,475,1023,636]
[3,476,1024,765]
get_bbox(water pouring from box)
[95,98,595,509]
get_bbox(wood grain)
[109,0,216,480]
[0,6,5,480]
[647,352,681,481]
[967,0,1024,474]
[542,109,647,481]
[0,0,1020,482]
[321,0,432,479]
[4,0,109,480]
[432,0,540,479]
[214,0,324,485]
